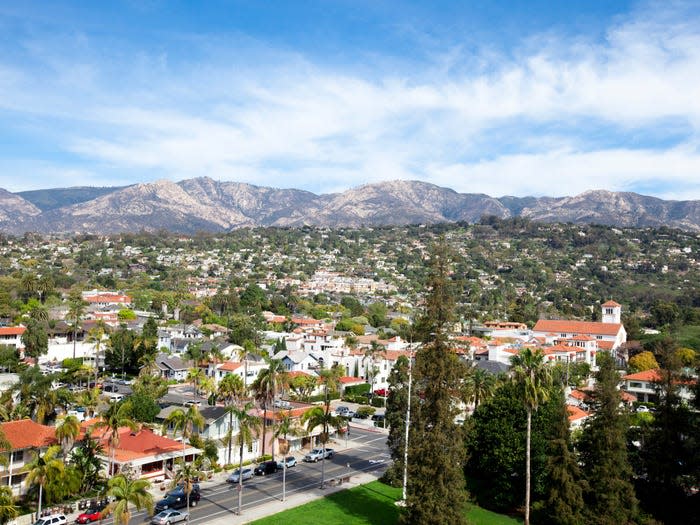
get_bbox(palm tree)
[511,348,551,525]
[55,414,81,455]
[37,275,54,304]
[301,405,344,489]
[20,273,37,302]
[252,356,287,458]
[162,405,205,465]
[464,367,497,410]
[186,367,205,400]
[86,325,106,386]
[0,485,19,524]
[67,291,87,360]
[91,401,138,475]
[25,445,64,518]
[103,474,153,525]
[273,413,303,502]
[218,374,246,464]
[230,402,260,516]
[79,387,101,418]
[170,460,201,516]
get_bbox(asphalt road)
[97,425,390,524]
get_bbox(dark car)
[254,460,278,476]
[154,490,200,512]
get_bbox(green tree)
[578,352,638,524]
[511,348,551,525]
[25,445,64,518]
[635,340,697,523]
[538,389,585,525]
[21,318,48,360]
[383,354,410,486]
[70,435,104,492]
[128,392,161,423]
[0,485,19,524]
[402,241,468,525]
[162,405,205,465]
[104,474,154,525]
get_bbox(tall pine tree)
[401,241,468,525]
[383,354,410,486]
[538,388,585,525]
[578,352,638,525]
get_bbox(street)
[97,425,390,524]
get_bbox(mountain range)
[1,177,699,234]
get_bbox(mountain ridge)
[2,177,700,234]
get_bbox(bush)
[308,391,340,403]
[356,406,376,419]
[344,383,370,396]
[370,396,386,408]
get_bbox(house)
[273,351,319,374]
[82,420,201,481]
[154,353,189,381]
[82,291,132,310]
[0,326,25,350]
[621,368,696,403]
[567,405,590,429]
[532,301,627,352]
[0,419,58,496]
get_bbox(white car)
[33,515,67,525]
[151,509,189,524]
[226,468,253,483]
[277,456,297,469]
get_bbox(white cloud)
[1,1,700,198]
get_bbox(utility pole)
[400,345,414,505]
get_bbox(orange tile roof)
[85,294,131,304]
[0,419,57,450]
[0,326,25,336]
[567,405,589,421]
[219,361,243,372]
[110,428,184,463]
[597,340,615,350]
[569,389,589,401]
[286,370,314,378]
[623,369,661,382]
[533,319,623,336]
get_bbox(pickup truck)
[303,448,335,462]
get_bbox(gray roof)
[156,353,188,371]
[475,360,509,375]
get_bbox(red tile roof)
[339,376,364,385]
[602,300,621,307]
[0,419,57,450]
[533,319,623,337]
[84,294,131,304]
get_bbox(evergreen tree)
[21,318,49,360]
[383,354,410,486]
[578,352,638,524]
[401,241,468,525]
[635,341,697,523]
[537,388,585,525]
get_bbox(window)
[605,308,614,315]
[11,451,22,463]
[561,333,567,338]
[630,382,642,388]
[596,335,603,339]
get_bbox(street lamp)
[397,344,415,507]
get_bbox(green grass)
[249,481,521,525]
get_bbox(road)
[97,425,390,524]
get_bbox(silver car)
[226,467,253,483]
[151,509,189,524]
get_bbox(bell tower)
[601,300,621,324]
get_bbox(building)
[0,419,58,496]
[0,326,25,351]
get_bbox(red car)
[75,507,103,524]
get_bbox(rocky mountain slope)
[2,178,699,234]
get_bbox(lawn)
[249,481,521,525]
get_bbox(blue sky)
[1,0,700,199]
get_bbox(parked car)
[335,405,350,416]
[226,468,253,483]
[75,505,105,523]
[254,460,278,476]
[151,509,189,525]
[371,414,385,422]
[33,515,67,525]
[154,490,200,512]
[303,448,334,462]
[276,456,297,469]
